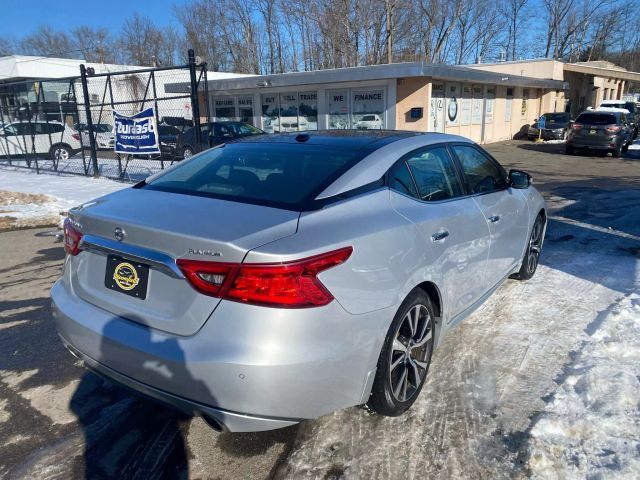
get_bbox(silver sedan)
[51,131,546,432]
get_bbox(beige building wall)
[396,77,430,131]
[394,77,551,143]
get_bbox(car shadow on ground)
[68,316,301,479]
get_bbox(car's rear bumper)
[567,137,621,149]
[59,336,296,432]
[51,275,388,431]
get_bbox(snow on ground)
[276,194,640,479]
[0,167,127,229]
[0,154,175,182]
[527,293,640,479]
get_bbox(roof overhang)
[564,63,640,82]
[166,62,567,94]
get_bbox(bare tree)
[0,37,15,56]
[71,27,117,63]
[500,0,529,61]
[20,26,78,58]
[119,13,179,66]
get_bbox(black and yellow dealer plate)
[104,255,149,300]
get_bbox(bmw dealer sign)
[113,108,160,154]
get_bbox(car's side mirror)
[509,169,531,189]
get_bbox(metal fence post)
[80,64,100,177]
[188,49,202,152]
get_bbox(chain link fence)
[0,51,210,182]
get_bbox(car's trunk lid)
[69,188,299,335]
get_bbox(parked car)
[177,121,264,158]
[74,123,114,150]
[527,112,573,140]
[271,116,309,132]
[157,124,182,159]
[0,121,81,160]
[598,100,639,138]
[354,114,383,129]
[53,131,546,432]
[566,111,633,157]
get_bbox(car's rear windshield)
[543,113,570,123]
[142,143,365,210]
[576,113,617,125]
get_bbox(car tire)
[367,289,435,417]
[182,146,194,158]
[612,143,623,158]
[565,144,574,155]
[49,144,72,161]
[511,213,545,281]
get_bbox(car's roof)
[588,109,625,116]
[238,130,422,151]
[310,131,474,199]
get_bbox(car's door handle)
[431,231,449,242]
[488,215,501,223]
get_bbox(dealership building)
[178,59,639,144]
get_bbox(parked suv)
[0,121,81,160]
[598,100,639,138]
[177,121,264,158]
[566,111,633,157]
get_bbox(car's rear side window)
[576,113,617,125]
[143,143,363,209]
[405,147,463,201]
[452,145,508,194]
[388,161,419,198]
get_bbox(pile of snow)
[0,167,127,229]
[527,293,640,478]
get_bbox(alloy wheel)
[389,304,433,403]
[527,217,544,274]
[55,148,70,160]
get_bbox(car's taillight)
[605,124,621,133]
[71,133,80,141]
[63,217,83,256]
[177,247,353,308]
[571,123,582,130]
[176,259,236,297]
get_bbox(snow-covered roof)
[0,55,249,83]
[0,55,146,82]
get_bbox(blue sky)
[1,0,182,38]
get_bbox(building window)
[352,89,385,129]
[260,91,319,132]
[261,94,279,133]
[328,89,350,129]
[298,91,318,130]
[214,97,235,121]
[521,89,529,119]
[485,87,495,124]
[471,85,483,125]
[237,96,254,124]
